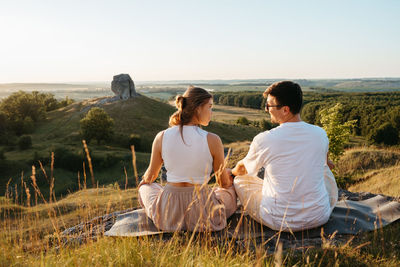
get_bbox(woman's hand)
[138,178,149,189]
[207,133,233,189]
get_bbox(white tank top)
[162,125,213,184]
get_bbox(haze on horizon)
[0,0,399,83]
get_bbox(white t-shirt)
[242,121,333,231]
[162,125,213,184]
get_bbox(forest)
[213,91,400,146]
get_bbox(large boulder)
[111,74,137,99]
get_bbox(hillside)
[1,95,261,200]
[336,147,400,197]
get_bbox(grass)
[348,165,400,197]
[1,181,400,266]
[2,96,400,265]
[1,152,400,266]
[335,147,400,194]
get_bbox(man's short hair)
[263,81,303,114]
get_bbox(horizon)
[1,1,399,83]
[2,76,400,86]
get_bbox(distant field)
[212,104,267,123]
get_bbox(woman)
[138,86,237,232]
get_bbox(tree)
[368,122,399,145]
[319,103,357,162]
[0,91,75,136]
[80,107,114,144]
[0,91,45,122]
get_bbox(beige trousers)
[233,166,338,229]
[138,183,237,231]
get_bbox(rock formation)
[111,74,137,99]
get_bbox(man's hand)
[232,161,248,176]
[327,159,335,170]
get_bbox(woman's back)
[162,125,213,184]
[138,86,236,231]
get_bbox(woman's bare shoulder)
[153,130,165,147]
[155,130,165,139]
[207,132,222,146]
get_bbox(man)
[231,81,338,231]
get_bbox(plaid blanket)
[105,192,400,238]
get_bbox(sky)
[0,0,399,83]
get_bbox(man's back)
[243,121,331,230]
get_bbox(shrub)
[18,135,32,150]
[53,146,83,172]
[236,116,250,126]
[319,103,357,162]
[0,132,17,146]
[58,96,75,108]
[80,107,114,144]
[129,134,142,151]
[259,119,277,131]
[94,153,120,169]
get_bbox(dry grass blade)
[24,182,31,207]
[5,178,12,199]
[77,171,81,190]
[83,162,87,189]
[124,166,128,190]
[274,241,283,267]
[82,140,95,187]
[39,161,49,183]
[131,145,139,187]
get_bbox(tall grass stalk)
[131,145,139,186]
[82,140,95,187]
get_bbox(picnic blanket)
[104,192,400,239]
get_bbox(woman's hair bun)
[175,95,186,110]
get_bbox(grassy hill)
[2,145,400,266]
[336,147,400,197]
[1,95,261,200]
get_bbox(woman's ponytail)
[168,86,212,142]
[169,94,186,127]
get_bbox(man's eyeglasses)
[265,103,283,111]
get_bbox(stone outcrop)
[111,74,137,99]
